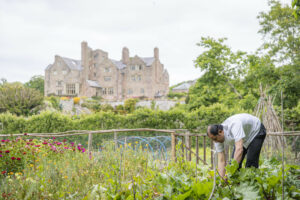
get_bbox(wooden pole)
[185,131,191,161]
[196,136,199,164]
[203,136,206,163]
[88,132,93,152]
[210,140,214,168]
[171,132,176,162]
[181,136,184,160]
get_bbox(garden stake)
[208,150,217,200]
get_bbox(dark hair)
[207,124,223,136]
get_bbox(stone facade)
[45,41,169,100]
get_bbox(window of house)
[104,67,111,72]
[102,88,107,95]
[131,75,136,81]
[140,88,144,94]
[57,90,62,95]
[128,89,133,95]
[137,75,141,81]
[56,81,63,87]
[62,70,67,75]
[53,70,57,75]
[94,72,97,77]
[139,65,143,70]
[66,84,76,95]
[94,53,99,59]
[108,88,114,95]
[94,63,97,68]
[104,76,111,81]
[131,65,135,70]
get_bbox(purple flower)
[0,154,2,157]
[1,140,5,143]
[82,148,85,153]
[56,142,62,146]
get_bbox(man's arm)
[233,139,243,164]
[218,152,226,177]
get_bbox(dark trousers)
[232,123,266,169]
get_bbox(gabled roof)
[61,57,82,70]
[141,57,155,66]
[45,64,52,70]
[173,82,192,90]
[111,59,126,70]
[87,80,101,88]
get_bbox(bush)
[46,96,61,110]
[0,84,44,116]
[124,98,138,113]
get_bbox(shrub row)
[0,103,239,134]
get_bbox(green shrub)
[0,84,44,116]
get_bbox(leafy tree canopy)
[24,75,44,95]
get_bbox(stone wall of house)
[45,41,169,100]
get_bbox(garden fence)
[1,128,299,167]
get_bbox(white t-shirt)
[215,113,261,153]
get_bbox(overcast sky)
[0,0,291,86]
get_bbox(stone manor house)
[44,41,169,100]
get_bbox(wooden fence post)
[171,132,176,162]
[185,131,191,161]
[88,132,93,152]
[114,131,118,150]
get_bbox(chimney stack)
[122,47,129,64]
[154,47,159,60]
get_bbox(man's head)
[207,124,225,143]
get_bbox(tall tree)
[24,75,44,95]
[257,0,300,108]
[187,37,247,110]
[292,0,300,19]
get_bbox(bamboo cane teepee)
[254,85,286,152]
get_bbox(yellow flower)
[63,176,68,179]
[9,172,14,175]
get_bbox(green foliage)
[46,96,61,110]
[292,0,300,18]
[24,75,44,95]
[0,83,44,116]
[167,91,186,100]
[124,98,138,113]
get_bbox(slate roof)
[173,82,192,90]
[86,80,101,88]
[111,59,126,69]
[45,64,52,70]
[141,57,155,66]
[61,57,83,70]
